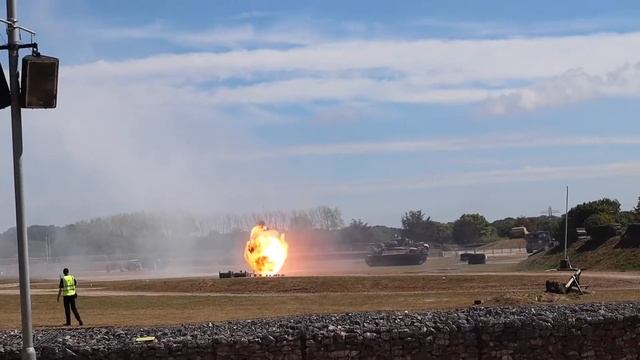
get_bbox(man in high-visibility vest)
[56,268,83,326]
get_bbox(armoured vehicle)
[525,231,554,253]
[365,236,429,266]
[219,270,250,278]
[576,227,590,241]
[509,226,529,239]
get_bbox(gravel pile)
[1,302,639,359]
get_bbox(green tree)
[618,211,635,226]
[556,198,621,243]
[340,219,371,250]
[491,217,517,238]
[584,212,616,231]
[532,215,561,234]
[452,213,492,244]
[401,210,436,242]
[434,222,454,245]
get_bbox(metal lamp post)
[1,0,50,358]
[558,185,573,271]
[6,3,36,356]
[564,186,569,261]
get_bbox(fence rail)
[441,248,526,257]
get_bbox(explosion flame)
[244,223,288,275]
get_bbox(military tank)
[365,236,429,266]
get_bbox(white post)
[564,186,569,261]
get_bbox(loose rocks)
[1,303,639,359]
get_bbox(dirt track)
[4,253,640,297]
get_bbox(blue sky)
[0,0,639,229]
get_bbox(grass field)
[0,292,459,328]
[2,271,640,329]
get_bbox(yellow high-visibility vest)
[62,275,76,296]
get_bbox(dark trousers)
[63,295,82,325]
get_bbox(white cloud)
[309,161,640,193]
[96,22,321,48]
[310,104,367,124]
[230,11,272,20]
[485,63,640,114]
[414,17,640,37]
[234,134,640,159]
[70,32,640,81]
[61,31,640,107]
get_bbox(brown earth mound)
[520,234,640,271]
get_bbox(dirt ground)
[1,253,639,329]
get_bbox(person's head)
[257,220,266,227]
[63,268,69,275]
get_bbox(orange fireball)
[244,223,288,275]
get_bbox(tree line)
[0,197,638,258]
[0,207,347,258]
[395,196,640,247]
